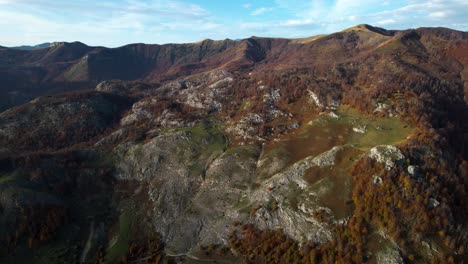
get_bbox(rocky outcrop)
[353,125,367,133]
[373,175,383,185]
[249,146,344,243]
[308,90,323,108]
[226,113,265,141]
[369,145,405,170]
[376,245,404,264]
[428,198,440,208]
[113,129,349,252]
[120,98,159,126]
[407,165,423,182]
[96,80,130,94]
[113,125,236,254]
[114,131,207,253]
[179,72,232,112]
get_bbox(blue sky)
[1,0,467,47]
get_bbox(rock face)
[226,113,265,140]
[112,126,346,253]
[115,130,217,253]
[177,70,233,112]
[96,80,127,94]
[369,145,405,170]
[112,123,258,254]
[308,90,323,108]
[407,165,423,181]
[249,146,344,243]
[120,99,158,126]
[376,244,404,264]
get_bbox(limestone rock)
[407,165,422,181]
[96,80,127,94]
[376,246,404,264]
[373,175,383,185]
[428,198,440,208]
[308,90,323,107]
[353,125,367,133]
[369,145,405,170]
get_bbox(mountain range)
[0,24,467,263]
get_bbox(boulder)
[373,175,383,185]
[353,125,367,134]
[407,165,422,181]
[428,198,440,208]
[96,80,127,94]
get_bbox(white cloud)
[297,0,468,32]
[429,11,449,18]
[0,0,222,46]
[251,7,273,16]
[364,0,468,29]
[242,3,252,9]
[375,19,396,25]
[280,19,315,27]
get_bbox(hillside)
[0,25,467,263]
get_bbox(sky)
[0,0,467,47]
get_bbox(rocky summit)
[0,25,467,264]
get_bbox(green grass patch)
[0,170,40,190]
[333,106,414,150]
[105,210,135,263]
[286,182,302,210]
[235,196,252,214]
[263,146,290,160]
[177,119,227,153]
[263,105,413,167]
[223,144,261,159]
[63,58,88,81]
[0,174,16,184]
[262,105,413,218]
[174,119,229,178]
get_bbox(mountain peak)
[343,24,396,36]
[51,41,89,48]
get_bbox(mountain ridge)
[1,25,466,111]
[10,42,54,51]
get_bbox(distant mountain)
[10,42,55,50]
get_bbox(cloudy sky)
[1,0,467,47]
